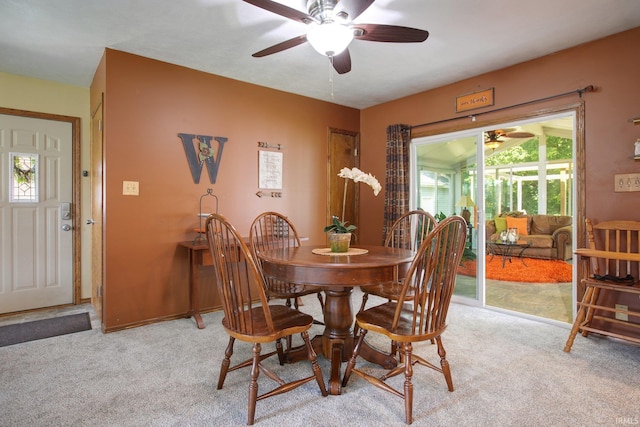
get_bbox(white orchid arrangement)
[324,167,382,234]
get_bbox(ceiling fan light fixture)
[307,22,353,57]
[484,139,502,150]
[484,130,503,149]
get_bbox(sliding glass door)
[411,133,481,302]
[411,112,576,323]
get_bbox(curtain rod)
[404,85,595,132]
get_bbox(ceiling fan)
[242,0,429,74]
[484,129,536,150]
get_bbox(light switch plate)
[614,173,640,192]
[123,181,139,196]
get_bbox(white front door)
[0,113,74,313]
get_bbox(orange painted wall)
[91,49,359,330]
[92,26,640,331]
[357,27,640,244]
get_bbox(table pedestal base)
[285,287,397,395]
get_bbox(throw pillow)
[494,216,507,233]
[506,216,529,236]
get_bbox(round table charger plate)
[312,247,369,256]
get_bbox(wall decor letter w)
[178,133,228,184]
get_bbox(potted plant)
[325,167,381,252]
[324,216,357,252]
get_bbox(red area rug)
[458,255,572,283]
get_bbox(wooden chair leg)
[359,292,369,313]
[402,342,414,425]
[581,286,600,337]
[390,340,398,358]
[302,331,328,396]
[275,338,286,365]
[353,294,369,335]
[312,293,325,326]
[247,343,261,425]
[342,329,367,387]
[217,337,235,390]
[436,336,454,392]
[564,285,594,352]
[316,292,325,311]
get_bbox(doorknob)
[61,224,72,231]
[86,219,94,225]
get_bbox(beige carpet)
[1,290,638,426]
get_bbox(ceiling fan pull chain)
[329,56,335,99]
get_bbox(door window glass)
[10,152,38,202]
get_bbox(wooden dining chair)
[249,212,324,324]
[355,210,436,344]
[206,213,327,425]
[342,216,467,425]
[564,218,640,352]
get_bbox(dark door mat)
[0,312,92,347]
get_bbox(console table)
[178,240,211,329]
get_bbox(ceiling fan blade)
[495,128,516,134]
[494,128,535,138]
[252,35,308,57]
[505,131,536,138]
[354,23,429,43]
[332,49,352,74]
[242,0,315,24]
[334,0,375,21]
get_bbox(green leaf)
[324,216,357,233]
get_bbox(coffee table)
[487,240,531,268]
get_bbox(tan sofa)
[485,214,572,261]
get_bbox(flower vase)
[507,228,519,243]
[329,232,352,253]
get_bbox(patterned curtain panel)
[382,124,410,243]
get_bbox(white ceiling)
[2,0,640,109]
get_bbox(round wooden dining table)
[258,245,415,395]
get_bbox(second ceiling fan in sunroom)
[242,0,429,74]
[485,128,536,150]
